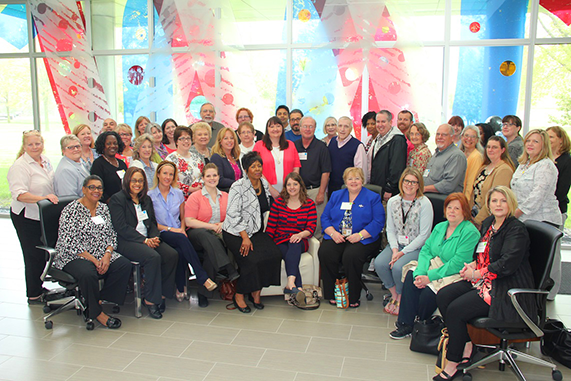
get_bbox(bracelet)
[105,249,112,254]
[167,227,172,231]
[358,232,364,240]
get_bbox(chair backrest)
[425,193,447,228]
[524,220,563,291]
[37,196,79,248]
[363,184,383,197]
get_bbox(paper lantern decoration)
[470,22,481,33]
[500,60,516,76]
[128,65,144,85]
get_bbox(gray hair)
[459,125,484,153]
[378,110,393,123]
[300,116,316,128]
[338,116,353,131]
[145,122,161,135]
[60,134,81,151]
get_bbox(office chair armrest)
[508,288,548,337]
[37,245,57,282]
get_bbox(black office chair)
[425,192,447,228]
[462,220,564,381]
[37,196,93,329]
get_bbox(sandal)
[329,299,337,306]
[204,278,218,292]
[390,300,400,316]
[384,298,396,314]
[349,301,360,308]
[175,290,186,302]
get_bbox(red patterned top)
[266,197,317,252]
[473,225,498,305]
[408,143,432,173]
[165,151,204,200]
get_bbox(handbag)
[410,315,446,356]
[334,278,349,309]
[288,284,322,310]
[435,327,449,374]
[541,319,571,369]
[219,279,236,301]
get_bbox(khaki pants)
[307,188,327,240]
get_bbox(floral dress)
[165,151,205,200]
[408,143,432,173]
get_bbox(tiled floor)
[1,217,571,381]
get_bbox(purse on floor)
[219,279,236,301]
[288,284,322,310]
[410,315,446,356]
[541,319,571,369]
[334,278,349,309]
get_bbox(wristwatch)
[167,227,172,231]
[358,232,364,240]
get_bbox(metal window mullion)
[523,0,540,134]
[286,0,293,107]
[441,0,452,123]
[26,0,40,131]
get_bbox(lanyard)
[401,198,416,226]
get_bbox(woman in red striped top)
[266,172,317,294]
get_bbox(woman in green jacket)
[389,192,480,339]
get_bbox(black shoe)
[433,369,461,381]
[389,324,413,339]
[27,295,45,305]
[104,316,122,329]
[159,298,166,313]
[146,303,163,319]
[197,294,209,308]
[248,294,264,310]
[232,295,251,313]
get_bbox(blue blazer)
[210,153,243,192]
[321,187,385,245]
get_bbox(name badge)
[476,242,487,253]
[398,235,410,245]
[91,215,105,225]
[116,169,125,179]
[137,210,149,222]
[423,169,430,177]
[340,202,352,210]
[299,152,308,161]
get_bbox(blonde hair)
[342,167,364,183]
[115,123,133,136]
[322,116,338,136]
[485,185,518,217]
[72,124,94,148]
[132,133,156,160]
[191,122,212,140]
[135,116,151,137]
[519,129,553,165]
[152,160,179,189]
[211,127,241,160]
[17,130,44,159]
[398,168,424,198]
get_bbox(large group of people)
[7,103,570,379]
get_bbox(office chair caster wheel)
[552,369,562,381]
[43,305,51,313]
[366,292,373,301]
[86,321,95,331]
[112,306,120,313]
[462,372,472,381]
[45,320,53,330]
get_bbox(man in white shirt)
[199,102,225,147]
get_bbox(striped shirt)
[266,197,317,251]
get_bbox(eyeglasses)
[403,179,419,185]
[119,133,132,137]
[290,118,301,122]
[463,135,478,140]
[86,185,104,191]
[65,144,82,150]
[502,123,515,127]
[178,136,192,141]
[130,179,145,184]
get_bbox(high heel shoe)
[175,290,186,302]
[248,294,264,310]
[232,295,251,313]
[204,278,218,292]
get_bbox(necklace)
[103,155,118,167]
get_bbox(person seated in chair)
[319,167,385,308]
[434,186,537,381]
[266,172,317,295]
[109,167,179,319]
[389,192,479,340]
[54,175,132,329]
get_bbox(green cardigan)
[413,219,480,281]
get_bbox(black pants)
[437,281,490,362]
[117,240,178,304]
[160,231,208,292]
[11,209,46,298]
[63,256,132,320]
[188,228,234,297]
[398,270,438,326]
[318,238,381,304]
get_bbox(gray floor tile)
[49,343,141,370]
[0,335,72,360]
[181,341,266,366]
[341,357,431,380]
[0,317,52,339]
[205,363,296,381]
[209,312,284,332]
[258,349,344,377]
[319,308,389,327]
[123,353,214,380]
[0,302,45,320]
[0,356,81,381]
[278,319,351,339]
[161,321,240,344]
[231,329,311,352]
[307,337,387,360]
[67,367,160,381]
[110,332,192,357]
